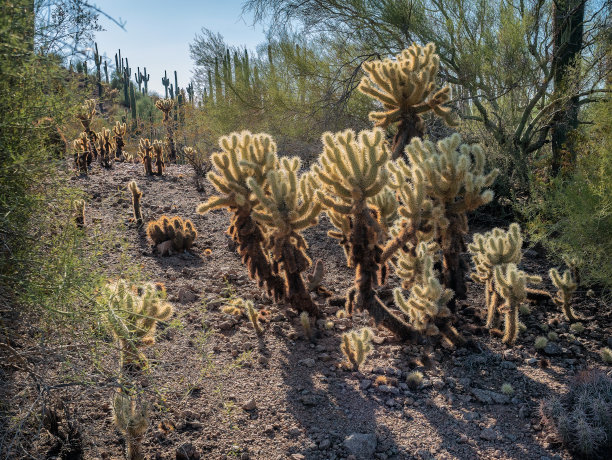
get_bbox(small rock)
[544,342,561,355]
[500,360,517,369]
[301,394,318,406]
[242,399,257,411]
[360,379,372,390]
[319,439,331,449]
[176,443,200,460]
[480,428,498,441]
[299,358,316,368]
[344,433,377,460]
[157,240,174,256]
[178,287,198,303]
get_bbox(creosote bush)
[146,215,197,253]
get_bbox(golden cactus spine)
[128,181,143,225]
[314,128,418,340]
[196,131,285,302]
[358,43,456,159]
[247,156,321,316]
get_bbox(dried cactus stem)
[442,230,469,310]
[502,302,519,345]
[128,181,142,225]
[229,212,285,302]
[485,280,502,329]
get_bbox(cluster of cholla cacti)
[146,215,198,255]
[194,42,582,349]
[103,280,173,460]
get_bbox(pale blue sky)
[94,0,266,94]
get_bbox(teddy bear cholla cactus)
[152,140,164,175]
[105,280,173,460]
[113,121,126,160]
[128,181,143,225]
[96,128,113,168]
[393,242,463,345]
[75,99,99,158]
[73,133,90,174]
[358,42,456,159]
[494,263,542,344]
[197,131,285,302]
[155,98,177,160]
[341,327,373,370]
[469,223,523,329]
[146,216,197,254]
[406,134,498,307]
[550,268,578,322]
[314,128,418,340]
[247,157,321,316]
[138,138,153,176]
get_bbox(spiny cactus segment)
[359,42,456,159]
[341,327,373,370]
[138,138,153,176]
[97,128,113,168]
[146,215,197,254]
[128,181,143,225]
[152,140,165,176]
[112,391,148,460]
[113,121,126,160]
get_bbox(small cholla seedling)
[244,300,263,335]
[540,370,612,459]
[112,391,148,460]
[406,371,424,390]
[300,312,313,341]
[535,336,548,350]
[127,181,142,225]
[73,199,85,228]
[221,304,243,316]
[470,223,523,329]
[340,327,373,371]
[519,304,531,315]
[146,215,197,254]
[569,322,585,334]
[358,42,456,159]
[138,138,153,176]
[548,331,559,341]
[494,263,542,344]
[104,280,173,372]
[549,268,579,322]
[113,121,126,159]
[601,348,612,364]
[501,383,514,395]
[152,140,164,176]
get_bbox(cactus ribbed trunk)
[229,211,285,302]
[502,303,519,345]
[348,202,419,342]
[442,225,468,312]
[485,279,501,329]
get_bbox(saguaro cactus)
[314,128,418,340]
[494,264,542,344]
[162,71,170,98]
[247,157,321,316]
[358,42,456,159]
[196,131,285,302]
[406,134,498,307]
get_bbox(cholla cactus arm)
[152,140,164,176]
[138,138,153,176]
[75,99,99,158]
[494,264,541,344]
[246,158,321,316]
[127,181,142,225]
[368,187,398,235]
[196,131,285,303]
[550,268,579,322]
[359,43,456,160]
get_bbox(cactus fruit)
[138,138,153,176]
[469,223,523,329]
[127,181,143,225]
[113,121,127,160]
[300,312,313,341]
[197,131,285,303]
[550,268,579,322]
[406,134,498,306]
[73,200,85,228]
[247,157,321,316]
[111,391,148,460]
[146,215,197,254]
[314,128,417,340]
[152,140,165,176]
[341,328,373,370]
[358,43,457,159]
[244,300,263,335]
[494,264,542,344]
